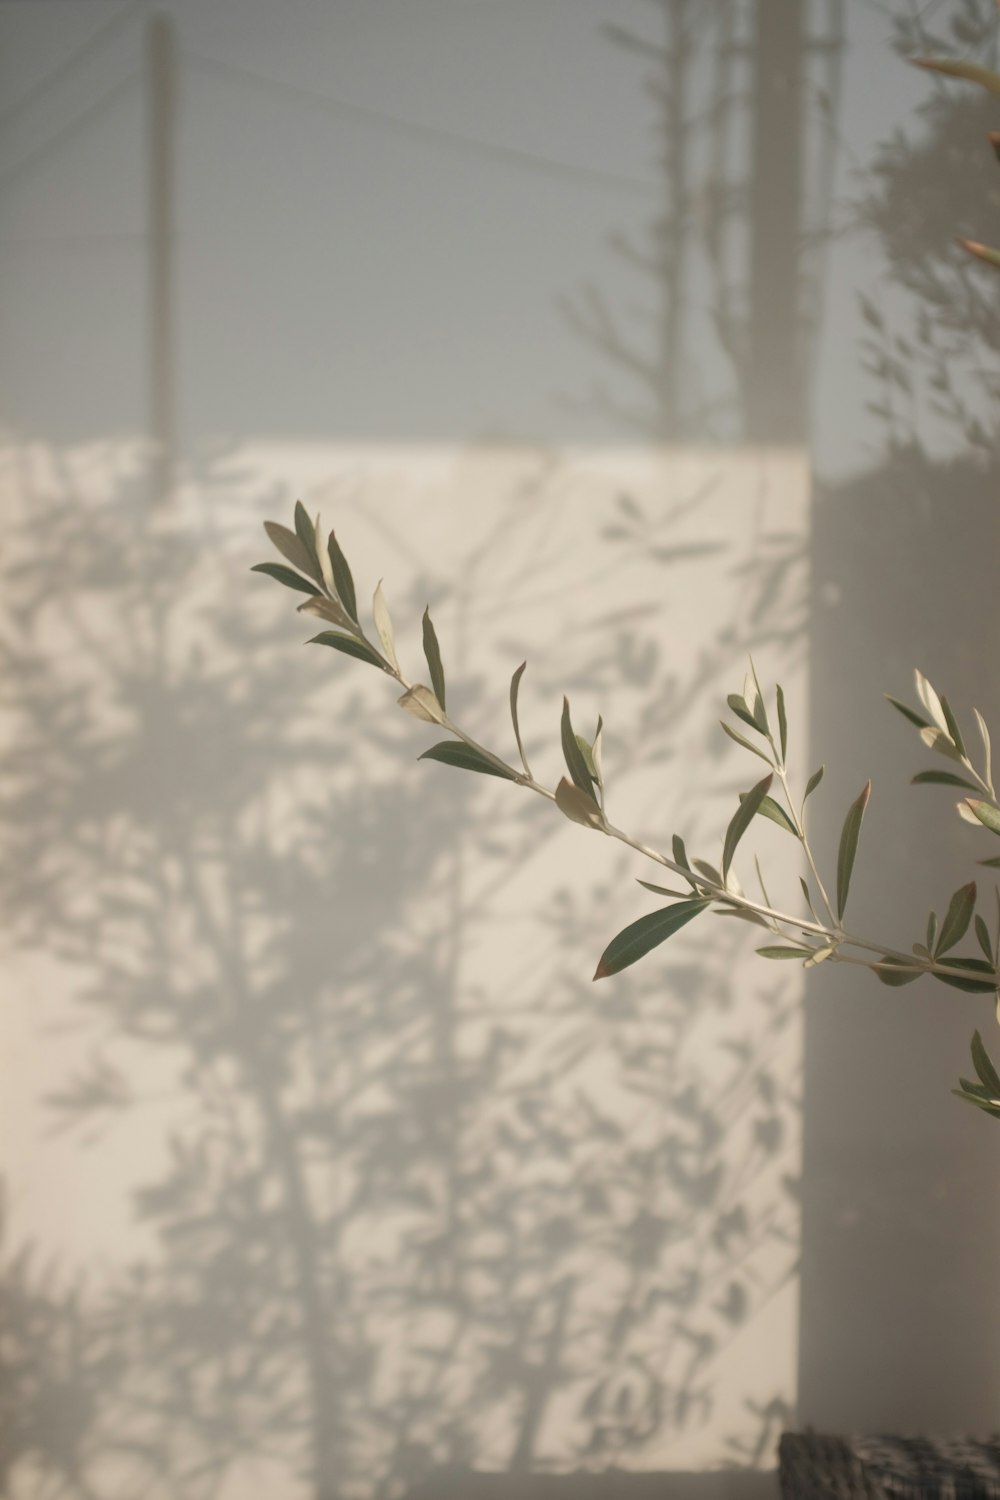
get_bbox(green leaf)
[672,834,690,871]
[720,720,773,765]
[509,662,530,776]
[912,770,980,790]
[327,531,358,622]
[594,898,710,980]
[804,765,825,801]
[372,581,400,672]
[920,726,964,762]
[419,741,518,781]
[939,696,967,759]
[727,694,759,731]
[885,695,930,730]
[740,790,796,836]
[421,608,446,712]
[250,562,321,597]
[636,878,692,899]
[776,683,788,763]
[975,708,993,794]
[298,594,359,632]
[308,631,386,668]
[953,1085,1000,1120]
[959,239,1000,273]
[554,777,604,829]
[935,881,977,956]
[872,955,922,987]
[933,957,998,994]
[294,500,321,572]
[980,857,1000,869]
[757,945,811,960]
[264,519,321,584]
[975,914,993,962]
[836,781,871,921]
[397,684,445,723]
[926,910,938,953]
[971,1030,1000,1095]
[592,716,604,787]
[745,666,769,734]
[723,773,774,879]
[965,799,1000,835]
[561,698,595,795]
[913,57,1000,96]
[575,734,599,781]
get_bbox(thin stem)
[375,647,997,992]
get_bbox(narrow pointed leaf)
[327,531,359,622]
[555,776,604,829]
[397,684,445,723]
[912,770,980,789]
[739,789,796,835]
[971,1030,1000,1096]
[776,683,788,763]
[636,878,692,899]
[692,858,723,889]
[308,631,386,669]
[965,799,1000,835]
[594,898,709,980]
[932,957,997,994]
[872,955,922,987]
[836,780,871,920]
[575,734,598,781]
[721,720,773,765]
[294,501,323,579]
[757,945,811,961]
[975,914,993,962]
[935,881,977,956]
[926,910,938,952]
[799,876,819,924]
[940,696,967,758]
[264,520,322,584]
[421,608,446,711]
[561,698,595,794]
[419,741,518,781]
[509,662,531,776]
[313,513,336,593]
[723,773,774,879]
[372,581,400,672]
[974,708,993,794]
[727,694,759,731]
[804,765,825,801]
[251,562,321,597]
[920,726,964,761]
[592,716,604,786]
[979,857,1000,869]
[912,57,1000,97]
[298,595,359,632]
[885,695,930,730]
[672,834,691,872]
[914,670,948,731]
[959,239,1000,272]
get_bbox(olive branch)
[253,502,1000,1124]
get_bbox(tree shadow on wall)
[0,436,802,1500]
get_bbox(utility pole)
[747,0,805,443]
[147,11,176,503]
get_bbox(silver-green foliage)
[253,515,1000,1124]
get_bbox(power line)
[183,47,659,197]
[0,0,144,133]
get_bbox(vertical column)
[147,11,175,504]
[747,0,805,443]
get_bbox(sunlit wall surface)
[2,3,1000,1498]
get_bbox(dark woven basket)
[779,1433,1000,1500]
